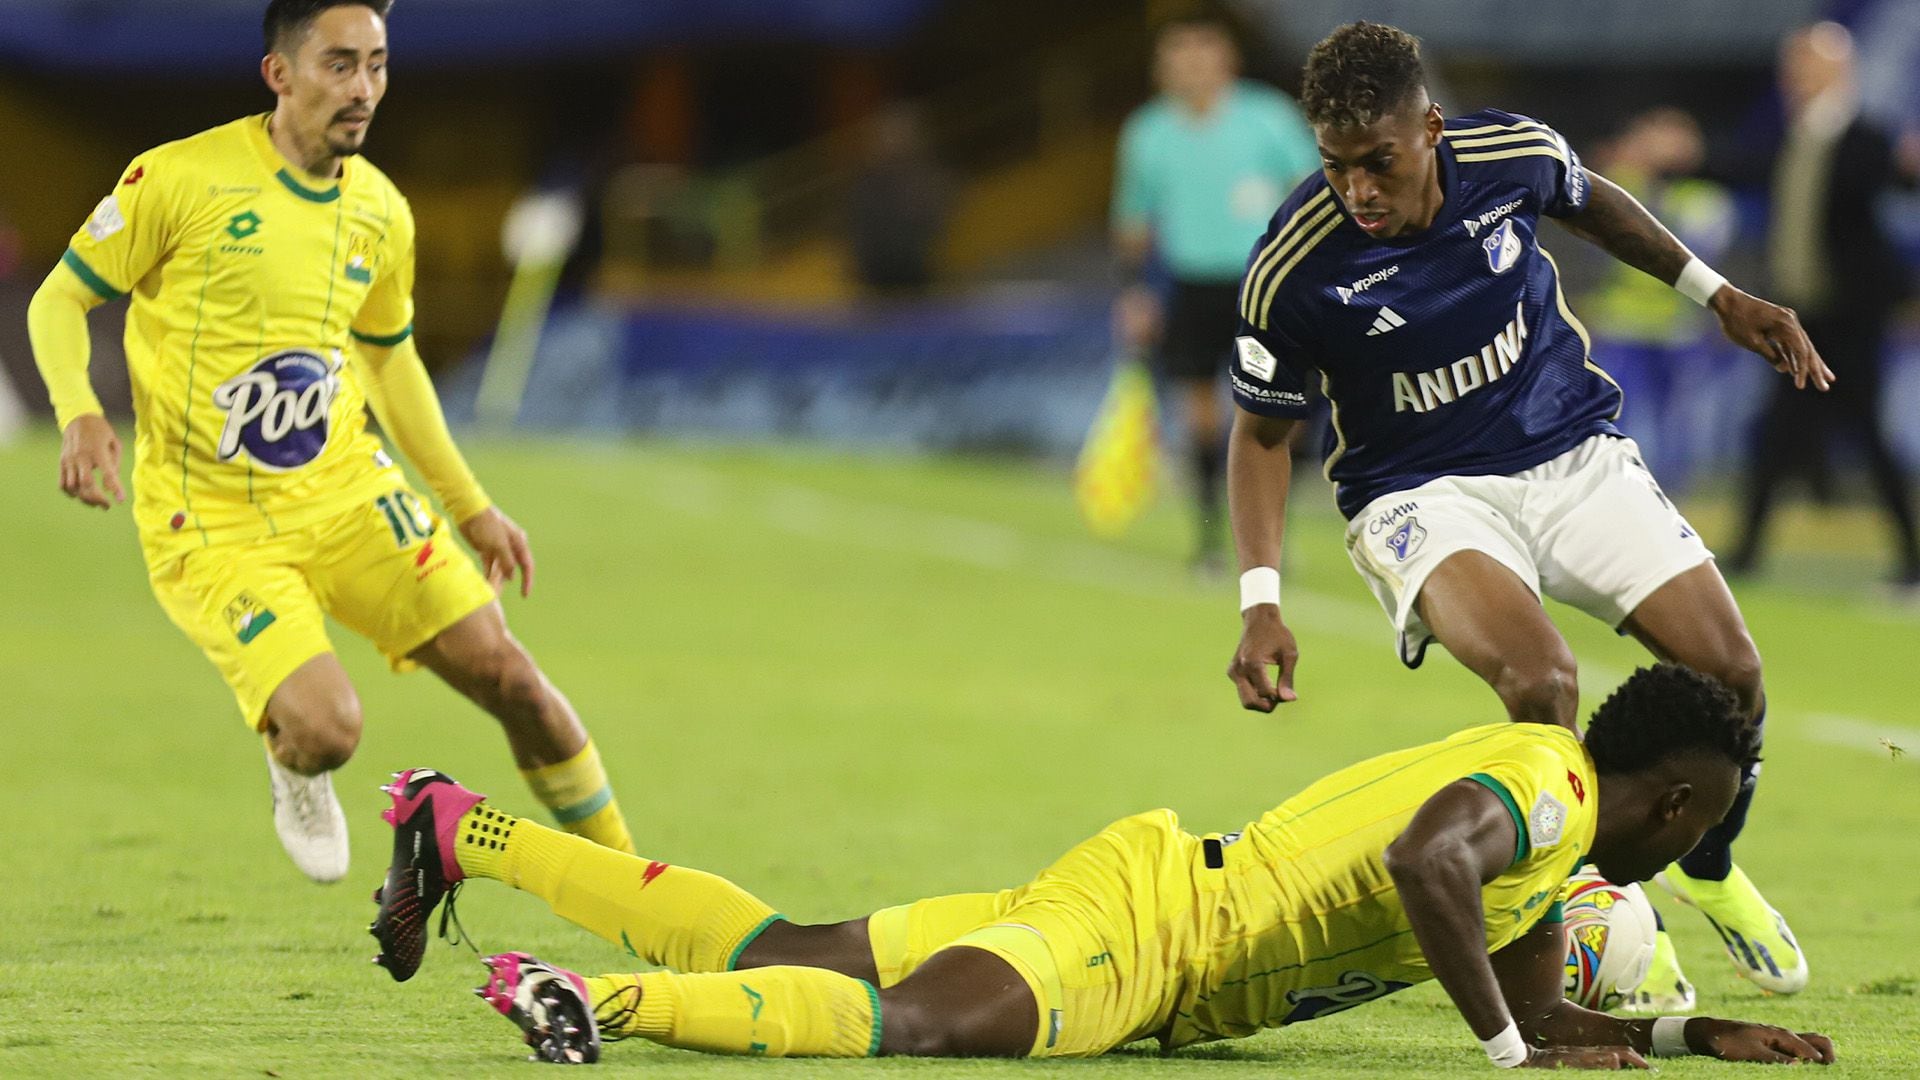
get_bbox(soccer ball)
[1561,869,1659,1011]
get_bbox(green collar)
[275,167,340,203]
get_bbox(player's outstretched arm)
[1227,407,1300,711]
[358,339,532,596]
[1388,780,1647,1070]
[1555,168,1834,392]
[358,337,491,520]
[1492,916,1836,1065]
[27,263,123,509]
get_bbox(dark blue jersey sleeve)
[1232,315,1313,417]
[1448,108,1589,218]
[1231,177,1335,418]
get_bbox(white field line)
[635,459,1676,686]
[1803,713,1919,764]
[640,458,1392,644]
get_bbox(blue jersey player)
[1224,23,1830,1013]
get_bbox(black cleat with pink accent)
[368,767,485,982]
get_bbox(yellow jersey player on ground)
[369,666,1833,1069]
[25,0,636,882]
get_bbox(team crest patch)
[345,232,376,284]
[1235,335,1277,382]
[1386,516,1427,561]
[1483,218,1521,275]
[1529,791,1567,848]
[223,591,277,645]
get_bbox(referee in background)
[1111,11,1318,574]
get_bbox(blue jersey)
[1230,108,1624,519]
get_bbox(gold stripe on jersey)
[1446,129,1563,150]
[1445,119,1552,139]
[1252,213,1342,330]
[1541,248,1623,419]
[1241,189,1334,322]
[1455,144,1569,166]
[1320,371,1351,484]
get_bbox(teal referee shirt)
[1112,80,1319,283]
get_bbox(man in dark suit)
[1731,20,1920,587]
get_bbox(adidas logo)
[1366,307,1407,336]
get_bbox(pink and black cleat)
[477,952,602,1065]
[368,767,486,982]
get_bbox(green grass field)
[2,430,1916,1078]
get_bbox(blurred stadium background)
[2,0,1916,476]
[2,1,1919,1075]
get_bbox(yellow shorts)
[868,810,1209,1058]
[146,483,497,729]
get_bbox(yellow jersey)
[60,114,417,560]
[1169,721,1597,1046]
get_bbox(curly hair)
[1584,664,1761,774]
[264,0,392,54]
[1300,21,1426,130]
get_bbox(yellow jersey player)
[370,666,1833,1069]
[25,0,635,882]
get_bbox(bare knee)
[267,689,362,774]
[736,919,879,982]
[1490,653,1579,728]
[875,951,1037,1058]
[466,639,549,715]
[876,998,979,1058]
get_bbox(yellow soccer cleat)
[1619,928,1695,1013]
[1658,863,1808,994]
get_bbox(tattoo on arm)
[1556,169,1691,286]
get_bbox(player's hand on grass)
[1520,1045,1648,1069]
[1709,286,1835,392]
[1688,1019,1836,1065]
[460,507,536,598]
[1229,605,1298,711]
[58,413,125,510]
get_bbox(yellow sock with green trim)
[454,807,779,972]
[520,739,634,854]
[585,968,880,1057]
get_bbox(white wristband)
[1239,566,1281,612]
[1675,257,1728,307]
[1650,1016,1694,1057]
[1480,1021,1530,1068]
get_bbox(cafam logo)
[212,348,342,470]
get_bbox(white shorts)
[1344,435,1712,667]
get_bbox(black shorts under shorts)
[1156,279,1242,383]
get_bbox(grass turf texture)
[1,429,1915,1078]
